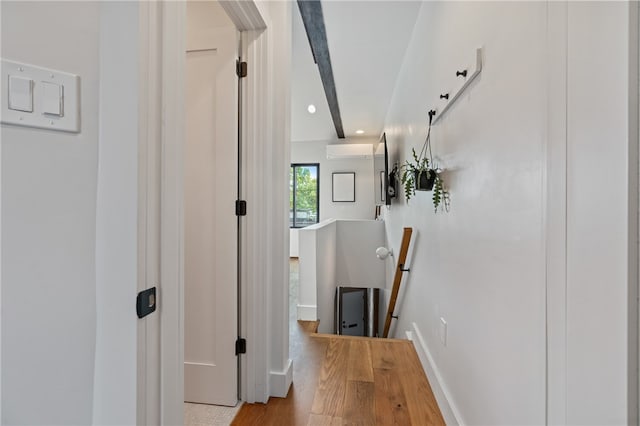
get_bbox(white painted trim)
[158,2,186,425]
[544,3,568,424]
[408,322,463,426]
[0,8,3,421]
[296,304,317,321]
[95,3,143,424]
[137,2,165,424]
[238,2,292,403]
[219,0,266,31]
[240,27,270,404]
[269,359,293,398]
[152,0,284,415]
[629,1,640,422]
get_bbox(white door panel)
[184,26,238,406]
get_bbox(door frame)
[138,1,291,423]
[544,2,640,423]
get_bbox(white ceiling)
[290,1,422,143]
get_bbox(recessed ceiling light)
[355,129,365,134]
[307,104,316,114]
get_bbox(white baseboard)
[269,358,293,398]
[296,304,317,321]
[409,322,463,425]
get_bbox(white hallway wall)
[3,2,146,424]
[382,1,635,425]
[1,2,100,424]
[290,138,377,256]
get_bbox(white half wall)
[298,219,384,333]
[335,220,385,289]
[290,228,299,257]
[1,2,100,423]
[298,220,335,323]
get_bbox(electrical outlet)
[439,317,447,346]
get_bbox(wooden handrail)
[382,227,413,338]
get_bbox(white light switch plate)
[1,59,80,132]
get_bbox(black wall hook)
[399,263,411,272]
[456,69,468,77]
[440,93,449,100]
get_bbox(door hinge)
[235,337,247,355]
[235,200,247,216]
[236,60,247,78]
[136,287,157,319]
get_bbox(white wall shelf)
[432,47,483,125]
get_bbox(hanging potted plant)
[399,147,436,199]
[397,110,449,212]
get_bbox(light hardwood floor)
[232,321,444,426]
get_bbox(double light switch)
[2,59,79,132]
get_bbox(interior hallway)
[231,259,444,425]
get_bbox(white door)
[184,25,239,406]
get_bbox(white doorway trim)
[237,2,293,403]
[142,1,292,423]
[134,1,188,424]
[157,1,186,424]
[544,3,568,423]
[632,1,640,423]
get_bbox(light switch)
[8,75,34,112]
[2,59,79,132]
[41,81,63,117]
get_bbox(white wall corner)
[409,322,463,426]
[296,304,317,321]
[269,359,293,398]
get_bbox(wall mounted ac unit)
[326,143,373,160]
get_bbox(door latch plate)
[137,287,157,319]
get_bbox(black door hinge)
[236,61,247,78]
[235,200,247,216]
[136,287,157,319]
[235,337,247,355]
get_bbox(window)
[290,164,319,228]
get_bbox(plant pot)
[414,170,436,191]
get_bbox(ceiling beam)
[297,0,345,139]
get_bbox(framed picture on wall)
[332,172,355,202]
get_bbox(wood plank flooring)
[232,321,444,426]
